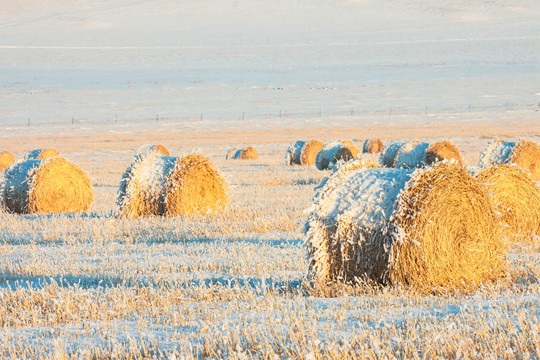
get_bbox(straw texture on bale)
[0,151,15,170]
[305,162,505,293]
[379,141,405,167]
[226,148,238,160]
[393,141,430,169]
[137,144,170,157]
[362,139,384,154]
[315,141,359,170]
[475,164,540,243]
[238,146,258,160]
[1,157,93,214]
[340,140,360,159]
[479,139,540,180]
[300,140,324,166]
[25,148,60,160]
[424,140,464,166]
[286,141,305,165]
[118,152,228,218]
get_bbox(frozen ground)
[1,0,539,132]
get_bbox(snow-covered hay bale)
[286,141,306,165]
[362,139,384,154]
[340,140,360,159]
[118,152,228,218]
[0,151,15,170]
[25,148,60,160]
[2,157,93,214]
[379,141,405,167]
[137,144,170,157]
[315,141,359,170]
[305,162,505,293]
[475,165,540,243]
[393,141,430,169]
[232,146,258,160]
[424,140,464,166]
[300,140,324,166]
[226,148,238,160]
[479,139,540,180]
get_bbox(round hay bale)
[237,146,258,160]
[393,141,430,169]
[2,157,93,214]
[479,139,540,180]
[379,141,405,167]
[300,140,324,166]
[285,141,305,165]
[0,151,15,171]
[226,148,238,160]
[340,140,360,158]
[362,139,384,154]
[26,148,60,160]
[315,141,358,170]
[475,164,540,243]
[305,162,505,293]
[137,144,170,157]
[424,140,464,166]
[118,152,228,218]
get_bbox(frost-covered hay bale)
[340,140,360,159]
[25,148,59,160]
[137,144,170,157]
[393,141,430,169]
[479,139,540,180]
[305,162,505,293]
[226,148,238,160]
[0,151,15,170]
[118,153,228,218]
[233,146,258,160]
[362,139,384,154]
[286,141,305,165]
[379,141,405,167]
[475,165,540,243]
[300,140,324,166]
[2,157,93,214]
[315,141,358,170]
[424,140,464,166]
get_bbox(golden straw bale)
[479,139,540,180]
[226,148,238,160]
[475,164,540,243]
[26,148,60,160]
[136,144,170,157]
[305,162,505,293]
[300,140,324,166]
[393,140,430,169]
[286,141,305,165]
[424,140,464,166]
[0,151,15,170]
[2,157,93,214]
[238,146,258,160]
[379,141,405,167]
[316,141,358,170]
[340,140,360,158]
[362,139,384,154]
[117,152,228,218]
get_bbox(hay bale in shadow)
[315,141,359,170]
[285,141,306,165]
[379,142,405,168]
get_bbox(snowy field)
[1,0,540,358]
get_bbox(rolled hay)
[424,140,464,166]
[300,139,324,166]
[0,151,15,170]
[25,148,59,160]
[137,144,170,157]
[305,162,505,293]
[315,141,359,170]
[226,148,238,160]
[231,146,258,160]
[475,164,540,243]
[340,140,360,159]
[393,141,430,169]
[1,157,93,214]
[117,152,228,218]
[479,139,540,180]
[362,139,384,154]
[285,141,306,165]
[379,141,405,167]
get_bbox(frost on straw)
[362,139,384,154]
[479,139,540,180]
[315,141,359,170]
[379,141,405,167]
[475,164,540,243]
[136,144,170,157]
[393,141,430,169]
[285,140,306,165]
[2,157,93,214]
[305,162,506,293]
[25,148,60,160]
